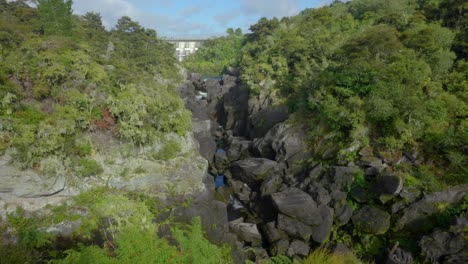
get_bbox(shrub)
[304,248,365,264]
[76,157,103,177]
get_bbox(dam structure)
[165,38,206,62]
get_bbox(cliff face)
[180,72,468,263]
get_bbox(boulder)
[271,188,322,226]
[248,105,288,139]
[386,246,414,264]
[277,214,313,241]
[178,80,196,98]
[420,230,466,264]
[308,182,331,206]
[204,79,221,99]
[287,240,310,257]
[263,221,287,243]
[310,205,334,243]
[373,173,404,196]
[396,185,468,230]
[217,85,249,136]
[253,122,311,166]
[231,158,277,184]
[271,240,290,256]
[187,72,202,89]
[260,174,283,197]
[227,137,252,161]
[351,205,390,235]
[321,166,358,191]
[229,222,262,245]
[335,204,353,226]
[192,119,216,161]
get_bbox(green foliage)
[76,157,103,177]
[37,0,73,36]
[150,138,182,161]
[236,0,467,187]
[304,248,366,264]
[7,207,52,249]
[183,28,244,76]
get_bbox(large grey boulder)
[271,188,322,226]
[396,185,468,230]
[373,173,404,196]
[204,79,221,99]
[217,84,249,136]
[253,122,310,166]
[229,222,262,245]
[248,105,288,139]
[277,214,313,241]
[227,137,252,161]
[192,119,216,161]
[352,205,390,235]
[335,204,353,226]
[321,166,359,191]
[420,229,466,264]
[310,205,334,243]
[287,240,310,257]
[260,174,283,197]
[230,158,277,184]
[263,221,287,243]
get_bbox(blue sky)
[72,0,334,38]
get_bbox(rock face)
[253,122,310,167]
[192,119,216,161]
[277,214,313,241]
[420,228,467,264]
[396,185,468,230]
[351,205,390,235]
[271,188,322,226]
[248,105,288,139]
[229,222,262,245]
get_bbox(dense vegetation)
[183,28,244,76]
[187,0,467,189]
[0,0,191,173]
[0,188,232,263]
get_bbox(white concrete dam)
[166,39,205,62]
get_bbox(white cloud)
[240,0,301,18]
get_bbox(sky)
[71,0,335,38]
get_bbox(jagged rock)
[222,74,238,89]
[308,164,325,181]
[231,158,277,184]
[310,205,334,243]
[271,240,290,256]
[229,222,262,245]
[335,204,353,226]
[248,105,288,139]
[386,246,414,264]
[396,185,468,230]
[204,79,221,99]
[173,199,229,244]
[308,183,331,206]
[214,150,229,168]
[227,137,252,161]
[228,179,251,204]
[178,80,196,98]
[321,166,358,191]
[332,243,351,255]
[277,214,313,241]
[263,221,287,243]
[350,186,371,203]
[217,84,249,136]
[260,174,282,197]
[253,122,311,166]
[192,119,216,161]
[420,230,466,264]
[330,190,347,208]
[287,240,310,257]
[187,72,202,89]
[352,205,390,235]
[271,187,322,226]
[373,173,404,195]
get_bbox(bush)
[304,248,365,264]
[76,157,103,177]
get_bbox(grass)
[304,248,366,264]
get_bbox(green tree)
[37,0,73,36]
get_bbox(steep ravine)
[178,72,468,263]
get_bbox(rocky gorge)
[177,71,468,263]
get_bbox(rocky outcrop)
[230,158,277,184]
[271,188,322,226]
[396,185,468,231]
